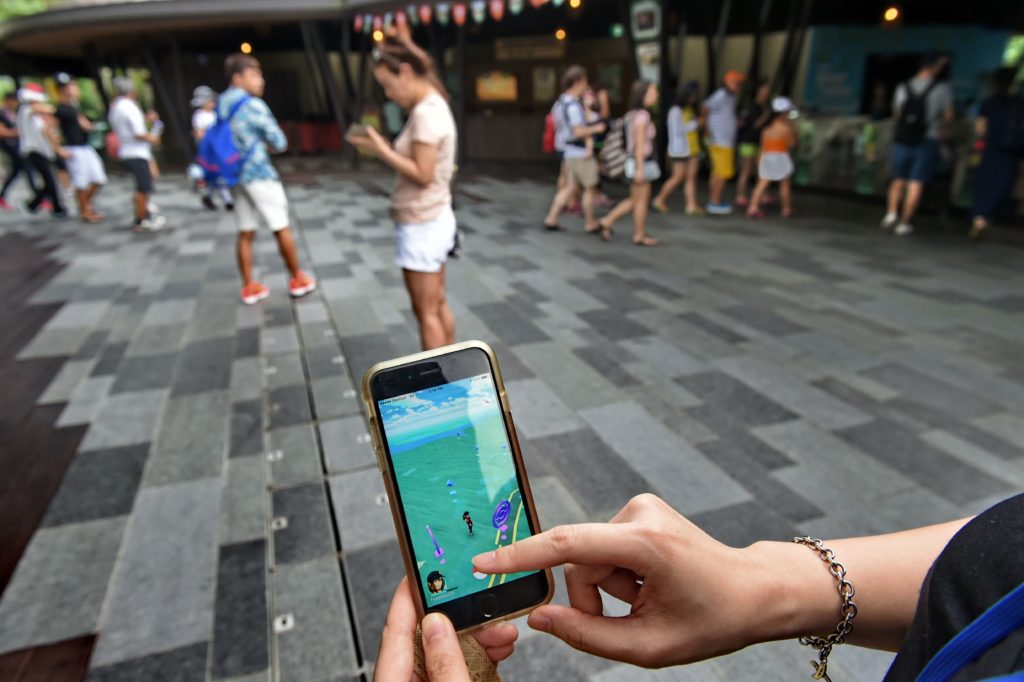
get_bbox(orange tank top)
[762,136,790,153]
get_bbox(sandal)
[543,222,564,231]
[651,201,669,214]
[585,223,602,235]
[633,236,659,247]
[598,220,613,242]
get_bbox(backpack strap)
[562,97,586,148]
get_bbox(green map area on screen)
[379,373,537,607]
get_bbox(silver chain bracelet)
[793,536,858,682]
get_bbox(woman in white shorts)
[348,32,458,350]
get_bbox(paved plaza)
[1,162,1023,681]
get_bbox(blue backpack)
[196,95,252,188]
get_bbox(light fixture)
[373,29,385,42]
[883,6,899,22]
[555,28,566,40]
[240,41,253,54]
[609,22,624,38]
[569,0,581,8]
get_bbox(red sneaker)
[241,282,270,305]
[288,271,317,298]
[0,198,13,211]
[39,199,54,212]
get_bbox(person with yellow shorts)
[701,70,745,214]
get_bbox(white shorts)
[234,180,289,232]
[66,146,107,190]
[758,152,794,182]
[395,206,456,273]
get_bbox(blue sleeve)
[249,98,287,153]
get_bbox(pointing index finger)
[473,523,643,574]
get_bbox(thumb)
[421,613,470,682]
[527,604,646,665]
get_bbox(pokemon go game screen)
[378,373,538,606]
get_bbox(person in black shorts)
[0,91,38,210]
[108,77,165,231]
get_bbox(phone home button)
[480,594,499,619]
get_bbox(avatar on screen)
[378,373,538,606]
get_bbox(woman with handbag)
[597,80,660,247]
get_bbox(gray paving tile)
[236,326,260,358]
[90,478,221,666]
[267,384,312,430]
[230,357,263,403]
[220,455,268,545]
[172,336,235,396]
[497,632,589,682]
[320,415,376,473]
[268,423,323,488]
[577,309,653,340]
[311,375,361,420]
[88,642,208,682]
[43,443,150,527]
[124,322,188,358]
[90,340,129,376]
[46,301,110,328]
[263,325,301,354]
[37,358,95,405]
[265,351,306,390]
[618,335,706,378]
[78,389,167,451]
[270,483,335,565]
[328,469,393,553]
[679,370,797,428]
[529,428,651,518]
[689,499,800,547]
[145,390,229,487]
[17,326,89,359]
[273,557,360,681]
[580,401,751,516]
[470,301,550,345]
[344,540,406,662]
[0,517,127,654]
[55,375,115,426]
[141,299,196,327]
[109,352,178,394]
[863,363,1002,421]
[211,540,269,679]
[678,311,747,344]
[505,378,584,440]
[530,475,588,528]
[230,399,265,459]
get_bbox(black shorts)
[121,158,153,194]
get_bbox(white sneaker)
[147,200,160,214]
[880,212,898,230]
[135,217,164,232]
[894,223,913,236]
[151,214,167,227]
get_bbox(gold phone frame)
[361,340,555,633]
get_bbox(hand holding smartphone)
[346,122,369,138]
[363,341,554,632]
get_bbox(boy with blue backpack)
[208,53,315,305]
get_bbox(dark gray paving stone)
[271,483,335,565]
[686,406,796,470]
[340,333,399,382]
[863,364,1002,421]
[230,399,264,458]
[689,500,801,547]
[304,343,347,380]
[497,633,589,682]
[211,540,269,679]
[91,340,130,376]
[698,438,822,523]
[837,418,1013,506]
[159,280,203,300]
[125,323,187,357]
[490,342,534,380]
[577,309,652,340]
[74,329,109,360]
[110,353,178,394]
[572,345,640,387]
[470,302,550,345]
[721,303,808,336]
[344,540,405,661]
[568,273,653,312]
[236,327,260,358]
[678,311,748,344]
[680,371,798,427]
[268,385,313,430]
[173,337,235,396]
[317,262,353,279]
[87,642,208,682]
[528,428,650,517]
[75,283,122,302]
[43,443,150,527]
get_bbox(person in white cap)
[55,73,107,223]
[108,76,165,231]
[190,85,234,211]
[747,96,797,220]
[17,83,68,217]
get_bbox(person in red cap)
[702,70,745,214]
[17,83,68,217]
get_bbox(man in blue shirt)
[220,53,316,305]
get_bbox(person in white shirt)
[108,77,164,231]
[17,83,68,217]
[190,85,234,212]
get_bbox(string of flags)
[354,0,575,32]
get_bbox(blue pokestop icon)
[492,500,511,529]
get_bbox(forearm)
[744,518,970,651]
[380,144,429,186]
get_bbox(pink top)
[628,108,655,159]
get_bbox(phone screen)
[378,372,539,607]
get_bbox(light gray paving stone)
[37,358,95,405]
[142,299,196,327]
[922,430,1024,488]
[78,388,167,451]
[580,401,750,516]
[320,415,376,473]
[263,325,301,355]
[51,373,112,426]
[328,468,393,553]
[123,322,187,357]
[530,475,588,527]
[513,342,623,411]
[144,390,229,487]
[268,423,324,488]
[0,516,127,654]
[273,557,360,682]
[220,455,268,545]
[90,478,221,666]
[505,378,585,440]
[266,352,306,391]
[231,356,264,403]
[16,326,90,359]
[618,336,706,378]
[45,301,110,328]
[311,375,361,420]
[972,412,1024,447]
[714,355,871,430]
[785,330,881,373]
[591,662,727,682]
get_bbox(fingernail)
[423,613,450,643]
[473,551,495,569]
[528,613,551,632]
